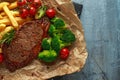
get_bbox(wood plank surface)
[50,0,120,80]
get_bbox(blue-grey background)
[51,0,120,80]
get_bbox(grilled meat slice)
[2,17,50,72]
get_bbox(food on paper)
[0,0,88,80]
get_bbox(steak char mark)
[2,17,50,72]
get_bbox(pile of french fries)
[0,1,31,53]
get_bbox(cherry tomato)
[46,8,56,18]
[60,48,70,60]
[29,6,36,16]
[20,8,29,18]
[32,0,41,8]
[17,0,27,6]
[0,54,3,63]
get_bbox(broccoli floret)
[51,17,66,29]
[48,24,57,37]
[51,35,70,53]
[35,6,47,19]
[61,29,76,43]
[38,50,57,62]
[41,38,52,50]
[48,24,63,37]
[51,36,60,53]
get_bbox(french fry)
[0,2,9,11]
[5,26,14,32]
[2,16,8,19]
[3,5,18,29]
[0,26,13,36]
[0,11,20,17]
[15,17,26,24]
[0,24,6,32]
[0,17,31,26]
[9,1,17,10]
[0,18,11,25]
[11,11,20,17]
[0,26,13,39]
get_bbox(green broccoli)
[48,24,63,37]
[51,17,66,29]
[48,24,57,37]
[51,35,70,53]
[61,29,76,43]
[38,50,57,62]
[41,38,52,50]
[35,6,47,19]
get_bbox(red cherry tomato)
[46,8,56,18]
[32,0,41,8]
[60,48,70,60]
[0,54,3,63]
[17,0,27,6]
[29,6,36,16]
[20,8,29,18]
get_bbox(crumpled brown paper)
[0,0,88,80]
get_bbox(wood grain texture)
[51,0,120,80]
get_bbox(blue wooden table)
[51,0,120,80]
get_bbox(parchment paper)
[0,0,88,80]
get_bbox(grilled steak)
[2,17,50,72]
